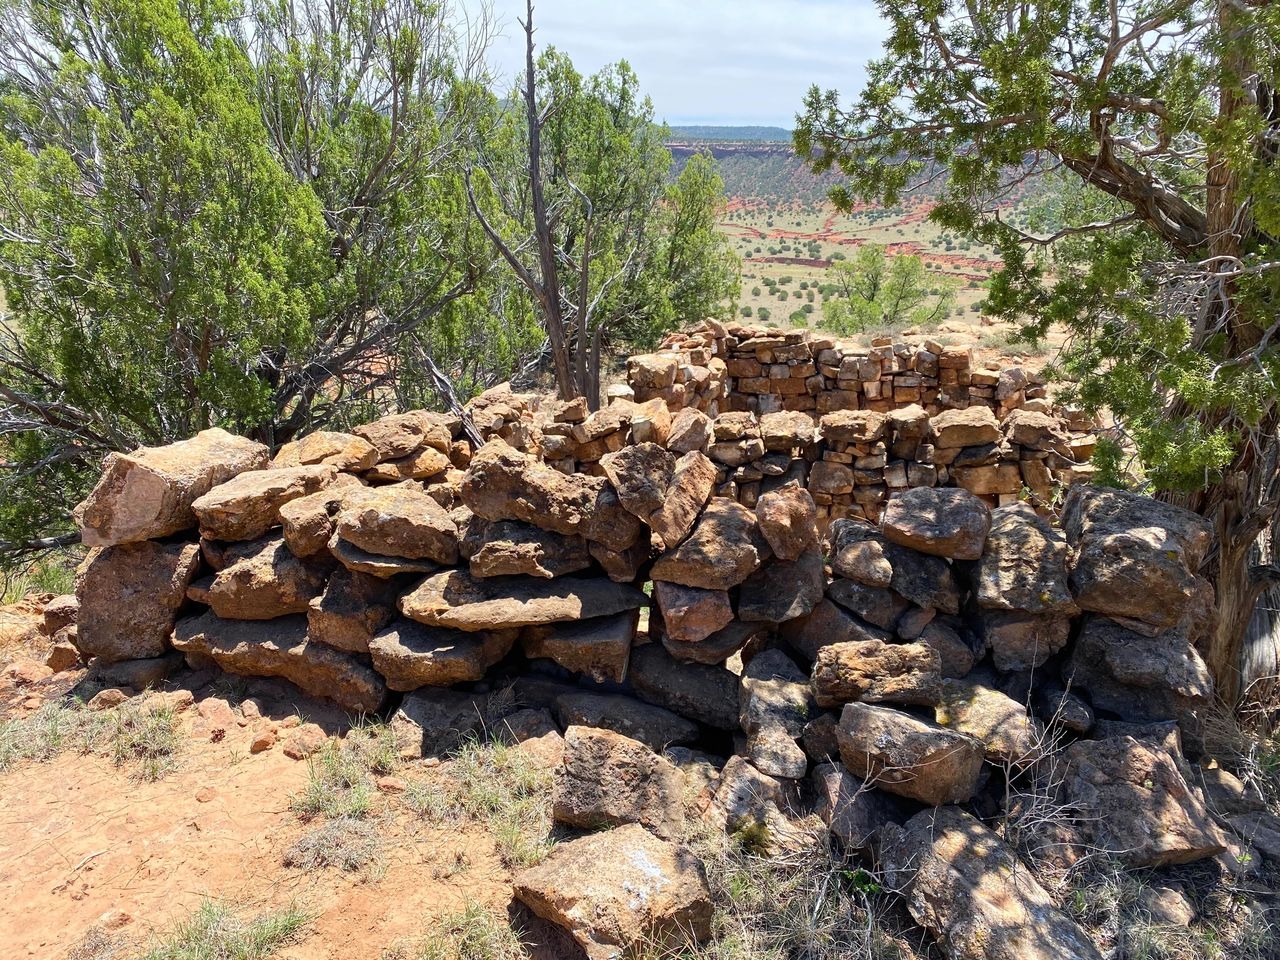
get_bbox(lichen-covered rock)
[272,430,378,471]
[460,518,592,579]
[335,480,459,564]
[812,640,942,708]
[881,486,991,561]
[75,428,269,546]
[552,725,685,839]
[353,410,453,461]
[828,522,960,613]
[739,649,813,779]
[1060,735,1227,866]
[935,677,1044,769]
[278,475,366,557]
[880,807,1104,960]
[399,569,647,632]
[191,465,337,541]
[172,612,386,713]
[513,824,713,960]
[554,692,700,751]
[650,499,770,590]
[599,442,676,526]
[654,580,734,643]
[368,619,517,690]
[701,755,814,855]
[520,610,637,683]
[75,541,201,662]
[836,702,984,805]
[974,503,1077,615]
[755,486,819,561]
[307,567,401,653]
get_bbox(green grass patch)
[138,899,312,960]
[0,700,181,781]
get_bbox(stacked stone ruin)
[56,326,1273,959]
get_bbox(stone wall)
[54,341,1266,959]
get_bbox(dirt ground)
[0,640,573,960]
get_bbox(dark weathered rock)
[812,640,942,708]
[935,677,1044,769]
[307,567,401,653]
[171,612,386,713]
[1060,735,1227,866]
[739,649,813,778]
[825,580,909,631]
[811,761,905,852]
[755,486,819,561]
[75,540,201,662]
[513,824,713,960]
[701,755,814,855]
[881,486,991,560]
[880,807,1104,960]
[460,518,592,579]
[368,619,517,691]
[918,620,977,678]
[737,547,825,624]
[836,702,984,805]
[781,598,893,663]
[650,499,770,590]
[629,644,740,731]
[76,428,269,547]
[521,610,637,683]
[974,503,1077,615]
[978,609,1073,672]
[553,725,685,839]
[662,619,770,666]
[828,519,892,587]
[399,569,647,632]
[554,692,700,751]
[392,687,489,758]
[654,580,734,643]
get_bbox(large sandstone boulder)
[930,406,1000,448]
[513,824,713,960]
[353,410,453,461]
[1064,485,1213,636]
[880,487,991,560]
[653,580,734,643]
[553,726,685,839]
[666,407,712,454]
[650,498,770,590]
[737,548,825,624]
[599,442,676,527]
[629,644,740,731]
[520,610,637,683]
[553,692,700,751]
[978,609,1073,672]
[974,503,1077,616]
[399,570,647,632]
[191,465,337,541]
[754,486,819,561]
[190,536,330,620]
[880,807,1103,960]
[272,430,378,471]
[307,567,400,653]
[1060,735,1227,866]
[811,640,942,708]
[460,518,591,579]
[836,702,984,805]
[935,676,1044,769]
[76,428,268,546]
[171,612,386,713]
[75,541,201,662]
[368,619,517,690]
[335,481,459,564]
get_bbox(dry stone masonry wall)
[54,325,1271,960]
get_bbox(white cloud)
[480,0,888,127]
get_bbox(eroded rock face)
[307,567,401,653]
[629,644,740,731]
[75,541,201,662]
[76,429,269,546]
[191,465,337,542]
[513,824,713,960]
[553,725,685,839]
[460,518,591,579]
[880,807,1104,960]
[755,486,819,561]
[881,487,991,560]
[368,619,516,691]
[650,498,770,590]
[828,520,893,587]
[701,755,813,855]
[399,569,647,632]
[171,612,386,713]
[811,640,942,708]
[335,481,459,564]
[737,548,825,624]
[600,442,676,527]
[520,610,636,683]
[935,677,1044,769]
[192,536,330,620]
[836,702,984,805]
[273,430,378,471]
[1060,735,1227,866]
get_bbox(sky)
[482,0,889,129]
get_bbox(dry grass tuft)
[137,898,312,960]
[0,699,182,781]
[284,816,383,875]
[408,903,529,960]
